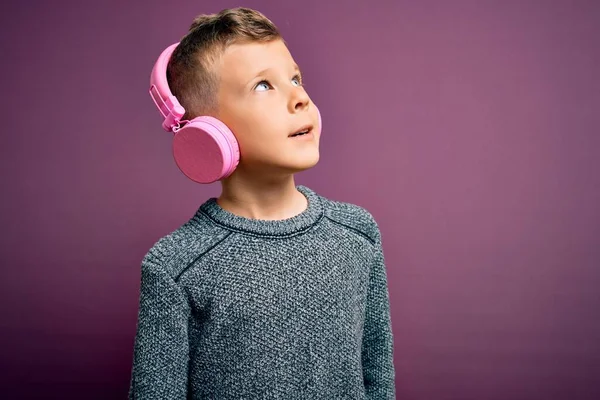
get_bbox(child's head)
[167,7,320,180]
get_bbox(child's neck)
[216,173,307,221]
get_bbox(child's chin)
[266,159,318,177]
[289,153,320,172]
[295,157,319,172]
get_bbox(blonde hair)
[167,7,281,119]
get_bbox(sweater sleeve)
[362,223,396,399]
[128,254,191,399]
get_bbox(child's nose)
[289,87,310,113]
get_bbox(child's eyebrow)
[293,64,303,77]
[244,65,303,87]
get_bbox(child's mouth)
[289,125,313,138]
[290,130,309,137]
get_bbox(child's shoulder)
[318,191,381,245]
[139,213,227,279]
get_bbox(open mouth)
[289,126,313,138]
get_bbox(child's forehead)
[220,40,298,77]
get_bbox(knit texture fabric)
[128,185,395,399]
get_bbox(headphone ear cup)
[172,116,240,184]
[316,106,322,135]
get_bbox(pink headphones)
[149,42,321,184]
[149,43,239,184]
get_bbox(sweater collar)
[197,185,324,236]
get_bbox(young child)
[128,7,395,399]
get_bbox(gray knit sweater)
[128,185,395,399]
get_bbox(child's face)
[215,39,320,175]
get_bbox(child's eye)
[254,80,272,91]
[292,75,303,87]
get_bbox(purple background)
[2,0,599,399]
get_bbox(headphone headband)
[149,42,185,132]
